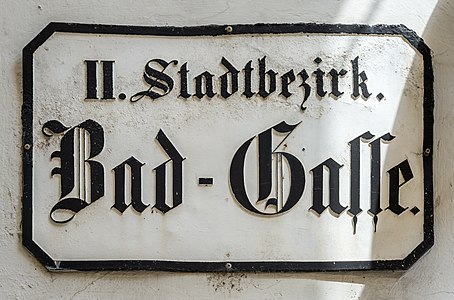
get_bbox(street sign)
[22,23,433,271]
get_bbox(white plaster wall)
[1,0,453,299]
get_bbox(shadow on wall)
[360,0,454,298]
[264,1,450,299]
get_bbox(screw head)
[24,144,31,150]
[225,26,233,33]
[225,262,232,270]
[424,148,431,156]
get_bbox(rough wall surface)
[1,0,453,299]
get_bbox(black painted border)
[22,22,434,272]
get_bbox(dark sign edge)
[22,22,434,272]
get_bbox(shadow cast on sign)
[359,0,454,298]
[324,4,437,300]
[326,0,437,293]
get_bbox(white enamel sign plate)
[22,23,433,271]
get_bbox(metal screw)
[225,262,232,270]
[24,144,31,150]
[225,26,233,33]
[424,148,431,156]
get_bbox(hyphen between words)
[85,56,383,107]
